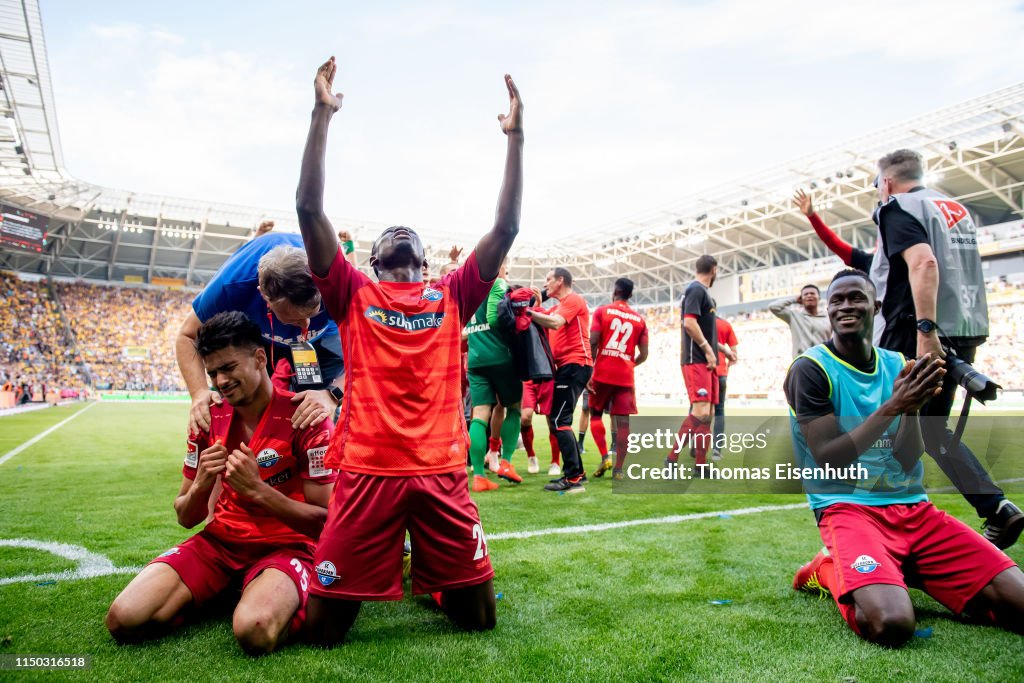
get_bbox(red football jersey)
[184,388,335,546]
[715,317,738,378]
[313,248,492,476]
[549,292,592,368]
[590,301,649,387]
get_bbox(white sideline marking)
[0,401,97,466]
[487,502,808,541]
[0,538,138,587]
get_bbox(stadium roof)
[1,0,1023,304]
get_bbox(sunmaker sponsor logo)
[364,305,445,332]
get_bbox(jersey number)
[606,318,634,353]
[290,558,310,592]
[472,523,488,561]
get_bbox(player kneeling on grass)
[787,269,1024,647]
[105,311,336,655]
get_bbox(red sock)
[590,416,608,457]
[692,419,711,465]
[667,415,699,463]
[521,424,535,458]
[487,436,501,453]
[549,432,560,464]
[614,423,629,471]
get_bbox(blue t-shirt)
[192,233,338,348]
[786,344,926,510]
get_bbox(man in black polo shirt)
[873,148,1022,549]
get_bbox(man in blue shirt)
[787,269,1023,647]
[176,225,356,434]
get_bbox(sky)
[42,0,1024,243]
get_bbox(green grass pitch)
[0,402,1022,682]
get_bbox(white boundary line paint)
[487,502,808,541]
[0,538,139,587]
[0,401,97,467]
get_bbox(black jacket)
[496,291,555,382]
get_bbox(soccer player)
[788,269,1024,647]
[466,258,523,491]
[768,284,830,358]
[521,378,559,475]
[294,56,523,643]
[711,315,738,461]
[667,255,719,469]
[176,226,357,436]
[528,268,593,493]
[796,180,1021,548]
[105,312,336,655]
[587,278,649,479]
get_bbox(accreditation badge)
[289,341,323,387]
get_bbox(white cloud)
[89,23,142,41]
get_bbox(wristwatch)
[328,385,344,404]
[916,319,937,334]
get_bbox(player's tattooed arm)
[174,439,227,528]
[474,74,523,281]
[296,56,343,278]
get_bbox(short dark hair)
[551,267,573,287]
[195,311,263,357]
[614,277,634,300]
[257,246,321,309]
[827,268,875,294]
[878,149,924,183]
[695,254,717,274]
[800,284,820,294]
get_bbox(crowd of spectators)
[55,282,193,392]
[0,272,83,401]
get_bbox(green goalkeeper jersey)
[466,278,513,369]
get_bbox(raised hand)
[793,189,814,217]
[497,74,523,134]
[314,56,344,112]
[448,245,463,263]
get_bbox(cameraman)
[874,149,1022,549]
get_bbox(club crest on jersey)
[421,287,443,301]
[697,388,708,397]
[316,560,338,586]
[256,448,281,468]
[159,547,180,558]
[851,555,881,574]
[364,305,445,332]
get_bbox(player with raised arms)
[294,56,523,644]
[105,311,336,655]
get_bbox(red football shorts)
[589,380,638,415]
[681,363,718,404]
[150,531,315,632]
[311,469,494,600]
[521,379,554,415]
[817,501,1017,614]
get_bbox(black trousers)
[550,363,592,479]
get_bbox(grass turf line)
[0,402,1021,682]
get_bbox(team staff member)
[667,254,718,468]
[873,149,1021,549]
[176,225,357,436]
[788,269,1023,647]
[106,312,336,655]
[588,278,648,479]
[528,268,593,494]
[294,56,523,643]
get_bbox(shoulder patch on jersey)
[307,446,331,478]
[185,440,199,468]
